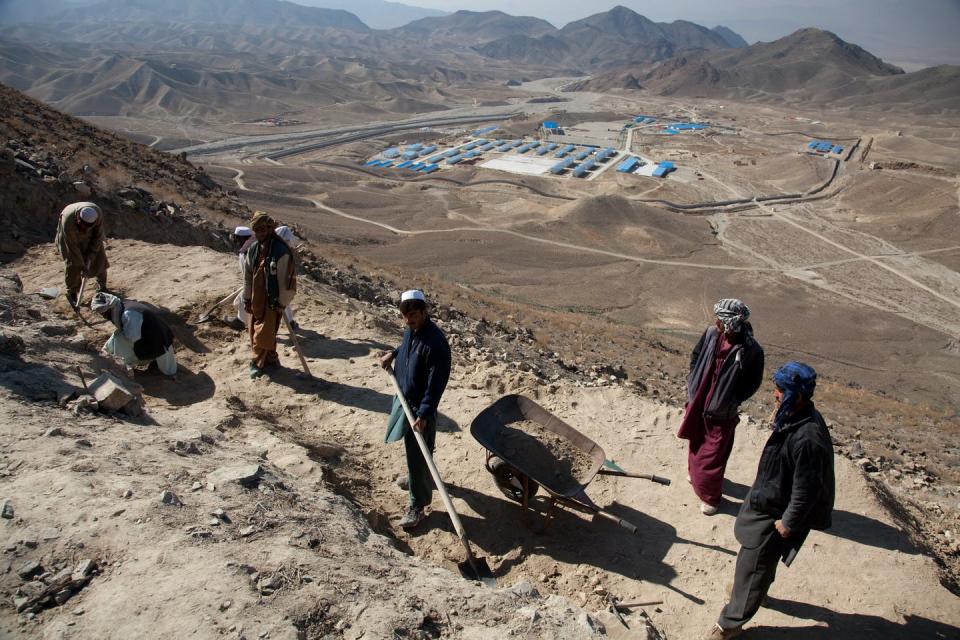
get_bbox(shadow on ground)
[720,479,918,554]
[286,329,392,361]
[138,364,216,406]
[745,598,958,639]
[431,484,735,605]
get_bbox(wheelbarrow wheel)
[489,456,539,504]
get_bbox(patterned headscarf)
[714,298,750,333]
[250,211,275,231]
[772,361,817,430]
[90,292,122,327]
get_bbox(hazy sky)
[403,0,960,68]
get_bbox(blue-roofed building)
[407,143,423,151]
[617,157,640,173]
[364,159,379,166]
[575,150,593,161]
[509,139,523,148]
[543,120,559,130]
[550,156,575,174]
[409,162,424,170]
[808,140,819,150]
[396,161,413,169]
[497,144,511,152]
[421,165,439,174]
[832,145,843,154]
[441,149,459,158]
[446,155,462,165]
[573,159,596,178]
[380,161,394,168]
[516,144,533,154]
[419,145,437,156]
[383,148,401,159]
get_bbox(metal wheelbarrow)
[470,394,670,534]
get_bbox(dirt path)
[11,240,957,639]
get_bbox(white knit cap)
[400,289,425,303]
[233,226,252,237]
[79,206,98,223]
[275,225,295,244]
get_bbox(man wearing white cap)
[274,225,299,331]
[229,226,254,329]
[380,289,451,529]
[54,201,108,307]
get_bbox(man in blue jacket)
[380,289,451,529]
[705,361,835,639]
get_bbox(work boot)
[702,624,742,639]
[249,362,264,379]
[700,501,719,515]
[399,505,425,530]
[224,317,245,331]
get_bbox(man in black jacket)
[380,289,451,530]
[705,361,835,639]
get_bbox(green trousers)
[403,415,437,509]
[65,263,107,297]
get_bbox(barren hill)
[568,27,960,112]
[476,6,740,72]
[0,40,462,122]
[295,0,445,30]
[392,9,556,44]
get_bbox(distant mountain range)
[0,0,370,29]
[2,2,957,118]
[567,28,960,113]
[294,0,445,30]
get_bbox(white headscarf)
[90,292,122,326]
[275,225,296,245]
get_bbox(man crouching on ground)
[380,290,451,530]
[705,361,835,639]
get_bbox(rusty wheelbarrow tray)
[470,394,670,534]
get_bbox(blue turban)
[773,361,817,430]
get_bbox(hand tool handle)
[596,469,672,485]
[387,368,470,545]
[282,313,312,377]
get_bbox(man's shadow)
[287,329,392,361]
[137,364,215,406]
[430,483,735,604]
[720,480,919,554]
[745,598,958,639]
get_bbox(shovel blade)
[458,556,496,587]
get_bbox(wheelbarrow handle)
[596,469,672,486]
[593,508,639,535]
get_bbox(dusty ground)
[4,239,958,638]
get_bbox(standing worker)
[90,292,177,376]
[380,290,451,529]
[229,226,254,329]
[274,225,299,331]
[678,298,764,515]
[54,201,108,308]
[242,211,296,379]
[705,362,834,639]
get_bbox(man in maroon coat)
[678,299,764,514]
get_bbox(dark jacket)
[393,318,451,420]
[123,301,174,361]
[748,403,835,533]
[687,324,764,420]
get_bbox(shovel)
[282,312,312,379]
[70,277,93,328]
[386,368,495,586]
[196,286,244,323]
